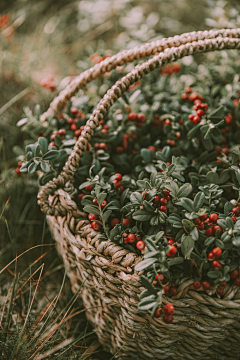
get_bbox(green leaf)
[190,227,199,241]
[40,162,51,172]
[193,192,205,212]
[54,134,62,147]
[102,210,112,223]
[187,124,201,139]
[181,235,194,258]
[204,236,215,246]
[130,192,142,203]
[38,137,48,154]
[176,198,194,212]
[135,258,158,271]
[28,162,37,174]
[177,183,192,198]
[208,105,224,120]
[206,171,219,184]
[207,269,222,278]
[43,150,60,160]
[232,237,240,247]
[143,200,155,212]
[83,205,100,215]
[145,164,156,173]
[168,257,184,266]
[97,193,107,204]
[141,149,152,163]
[133,210,154,221]
[150,171,157,186]
[139,275,158,294]
[138,299,157,311]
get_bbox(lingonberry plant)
[16,50,240,322]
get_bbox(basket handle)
[38,32,240,216]
[40,28,240,122]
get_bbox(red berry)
[71,123,78,131]
[165,195,171,202]
[182,93,188,100]
[167,246,177,257]
[232,206,240,216]
[212,247,222,258]
[115,173,122,181]
[136,240,145,251]
[153,196,160,204]
[123,218,131,228]
[17,161,22,168]
[75,129,82,137]
[111,218,120,227]
[188,114,194,121]
[196,109,204,117]
[154,308,162,318]
[15,168,21,175]
[88,213,98,221]
[119,185,124,194]
[165,119,171,126]
[93,198,98,205]
[164,285,170,295]
[234,278,240,287]
[85,185,93,192]
[155,273,164,282]
[209,213,218,223]
[208,252,215,260]
[91,221,101,231]
[205,227,213,237]
[164,304,175,315]
[94,143,100,150]
[189,92,199,101]
[170,287,177,296]
[216,287,224,296]
[100,200,107,208]
[113,179,121,188]
[99,143,108,151]
[200,214,208,221]
[162,189,170,197]
[194,218,201,225]
[202,281,211,290]
[160,205,167,212]
[128,233,136,243]
[220,281,227,288]
[213,225,223,236]
[78,194,85,202]
[67,118,73,125]
[163,315,173,324]
[197,223,204,230]
[58,129,66,136]
[122,232,128,238]
[49,142,56,147]
[138,113,146,122]
[123,238,128,244]
[212,260,222,269]
[232,216,237,223]
[193,281,201,290]
[192,116,201,124]
[101,128,108,135]
[148,146,156,151]
[128,112,137,122]
[230,269,239,279]
[160,197,167,205]
[136,235,142,242]
[70,106,79,115]
[168,239,175,245]
[116,146,124,154]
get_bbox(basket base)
[46,214,240,360]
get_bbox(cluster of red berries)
[112,173,124,193]
[160,63,181,75]
[40,75,56,92]
[128,112,146,129]
[152,189,171,213]
[49,128,66,147]
[15,161,22,176]
[94,142,108,152]
[182,88,209,125]
[154,303,175,324]
[224,113,234,125]
[154,273,177,296]
[122,232,145,251]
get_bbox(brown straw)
[38,30,240,359]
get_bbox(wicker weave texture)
[38,30,240,359]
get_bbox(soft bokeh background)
[1,1,240,358]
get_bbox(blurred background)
[1,0,240,359]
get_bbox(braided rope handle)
[38,31,240,216]
[40,28,240,122]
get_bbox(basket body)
[47,212,240,360]
[38,30,240,359]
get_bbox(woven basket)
[38,29,240,360]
